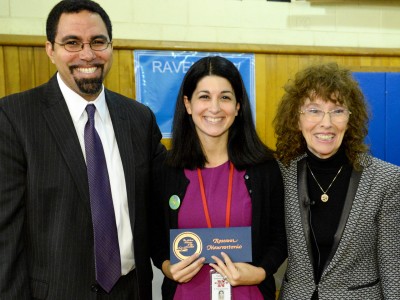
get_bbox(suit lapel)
[41,76,90,213]
[297,158,316,268]
[323,167,362,272]
[322,166,369,276]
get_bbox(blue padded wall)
[353,72,400,166]
[386,73,400,166]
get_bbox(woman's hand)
[162,254,205,283]
[209,252,266,286]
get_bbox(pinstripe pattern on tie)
[84,104,121,293]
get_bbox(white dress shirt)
[57,73,135,275]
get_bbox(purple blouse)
[174,161,263,300]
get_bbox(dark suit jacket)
[151,157,287,300]
[0,75,165,299]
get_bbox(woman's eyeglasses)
[299,108,351,123]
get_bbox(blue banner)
[134,50,255,138]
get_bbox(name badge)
[210,270,231,300]
[170,227,252,264]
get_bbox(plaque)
[170,227,252,264]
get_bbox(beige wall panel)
[105,50,120,93]
[339,56,357,68]
[254,54,268,146]
[33,47,53,86]
[3,46,20,95]
[378,57,390,67]
[19,47,35,91]
[359,56,373,68]
[118,50,134,99]
[268,55,294,148]
[389,57,400,68]
[0,47,5,97]
[263,54,278,148]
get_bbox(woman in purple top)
[151,56,287,299]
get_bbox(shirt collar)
[57,72,107,122]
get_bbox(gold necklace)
[307,163,344,203]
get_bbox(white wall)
[1,0,400,49]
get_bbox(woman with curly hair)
[274,62,400,299]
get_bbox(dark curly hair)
[273,62,369,170]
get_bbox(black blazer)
[151,157,287,299]
[0,75,165,299]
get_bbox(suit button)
[91,284,100,293]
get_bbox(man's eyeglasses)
[54,39,112,52]
[299,108,351,123]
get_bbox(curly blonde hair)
[273,62,369,170]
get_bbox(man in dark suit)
[0,1,165,299]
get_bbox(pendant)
[321,194,329,202]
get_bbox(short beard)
[75,77,103,95]
[70,65,104,95]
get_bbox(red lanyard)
[197,162,234,228]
